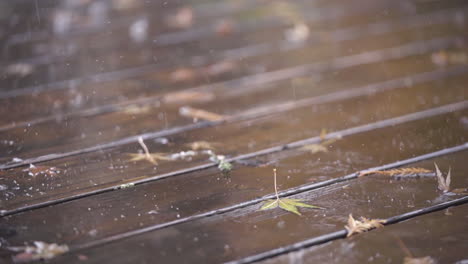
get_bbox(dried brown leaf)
[169,68,197,83]
[403,256,436,264]
[202,61,237,76]
[358,168,432,178]
[431,50,467,66]
[127,153,172,165]
[127,137,172,165]
[162,91,214,104]
[23,164,60,177]
[122,104,152,115]
[5,63,34,77]
[179,106,225,122]
[284,23,310,43]
[345,214,386,237]
[451,188,468,194]
[215,19,235,36]
[166,7,193,29]
[186,141,219,150]
[434,163,450,192]
[299,144,328,154]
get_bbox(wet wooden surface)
[0,0,467,263]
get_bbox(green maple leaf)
[261,198,321,216]
[259,169,323,216]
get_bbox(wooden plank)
[258,205,468,264]
[0,108,466,251]
[20,146,468,263]
[1,34,467,164]
[1,5,466,127]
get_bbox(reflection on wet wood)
[46,150,468,263]
[1,0,467,263]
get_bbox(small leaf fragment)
[279,199,301,216]
[260,199,279,210]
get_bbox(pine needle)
[358,168,432,178]
[345,214,386,237]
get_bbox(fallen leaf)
[11,241,69,262]
[179,106,226,121]
[403,256,436,264]
[166,7,193,29]
[451,188,468,195]
[23,164,60,177]
[299,133,340,154]
[162,91,214,104]
[359,168,432,178]
[116,183,135,190]
[202,61,237,76]
[122,104,152,115]
[207,152,233,172]
[319,128,327,140]
[434,163,451,193]
[127,137,172,165]
[186,141,219,150]
[113,0,140,10]
[261,198,321,216]
[169,68,197,83]
[345,214,385,237]
[299,144,328,154]
[127,153,172,165]
[269,1,303,24]
[431,50,468,67]
[284,23,310,44]
[215,19,235,36]
[4,63,34,77]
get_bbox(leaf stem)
[138,136,155,163]
[274,168,280,201]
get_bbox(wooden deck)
[0,0,467,263]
